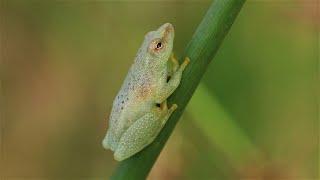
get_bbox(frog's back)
[105,65,155,150]
[111,65,154,119]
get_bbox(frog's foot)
[159,101,177,113]
[160,104,177,126]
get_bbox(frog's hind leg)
[114,112,160,161]
[114,104,177,161]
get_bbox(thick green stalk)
[111,0,246,179]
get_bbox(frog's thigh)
[114,111,162,161]
[114,105,177,161]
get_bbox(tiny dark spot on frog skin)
[121,107,123,110]
[167,76,171,82]
[121,100,124,104]
[126,98,129,101]
[156,103,161,108]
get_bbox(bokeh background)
[1,0,318,179]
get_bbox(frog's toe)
[170,104,178,112]
[181,57,190,69]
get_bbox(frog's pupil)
[156,42,162,49]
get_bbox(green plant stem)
[111,0,246,179]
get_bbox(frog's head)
[142,23,174,66]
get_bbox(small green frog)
[102,23,189,161]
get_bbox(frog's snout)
[163,23,174,33]
[158,23,174,37]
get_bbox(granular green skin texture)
[102,23,189,161]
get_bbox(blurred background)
[1,0,318,179]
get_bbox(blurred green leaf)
[187,83,259,167]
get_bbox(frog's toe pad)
[184,57,191,65]
[180,57,190,70]
[170,104,178,111]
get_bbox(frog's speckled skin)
[102,23,189,161]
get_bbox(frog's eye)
[148,38,165,54]
[153,40,164,51]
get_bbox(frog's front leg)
[114,103,177,161]
[157,57,190,103]
[170,53,179,73]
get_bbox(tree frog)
[102,23,189,161]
